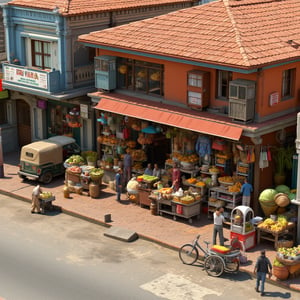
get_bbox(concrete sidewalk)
[1,151,300,292]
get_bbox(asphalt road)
[0,195,297,300]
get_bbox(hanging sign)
[80,104,89,119]
[269,92,279,106]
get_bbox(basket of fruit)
[67,166,82,175]
[89,168,104,183]
[218,176,234,186]
[209,166,219,174]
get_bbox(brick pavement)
[0,151,300,292]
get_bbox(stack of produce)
[258,188,278,216]
[100,135,118,145]
[277,246,300,260]
[158,187,173,200]
[67,166,82,174]
[257,215,288,232]
[218,176,234,186]
[129,149,147,161]
[89,168,104,183]
[208,166,219,174]
[137,174,158,183]
[39,191,53,199]
[228,182,242,193]
[65,155,85,166]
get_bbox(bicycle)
[179,235,241,277]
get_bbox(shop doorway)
[17,99,31,147]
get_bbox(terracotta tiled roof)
[79,0,300,69]
[7,0,195,16]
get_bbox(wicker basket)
[277,239,294,249]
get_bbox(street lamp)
[293,112,300,244]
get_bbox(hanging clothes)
[195,135,212,158]
[259,146,269,169]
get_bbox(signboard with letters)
[4,65,48,90]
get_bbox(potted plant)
[273,145,294,185]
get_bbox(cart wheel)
[204,255,224,277]
[179,244,199,265]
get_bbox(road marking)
[140,273,222,300]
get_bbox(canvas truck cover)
[20,141,63,165]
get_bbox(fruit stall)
[256,185,298,249]
[154,187,202,223]
[64,154,104,198]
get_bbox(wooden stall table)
[257,222,296,249]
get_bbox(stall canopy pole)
[0,128,4,178]
[293,112,300,244]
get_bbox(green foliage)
[273,145,294,175]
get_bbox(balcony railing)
[74,63,94,83]
[2,63,60,93]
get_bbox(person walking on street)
[254,250,272,296]
[115,168,123,202]
[240,178,253,206]
[31,184,42,214]
[213,206,225,246]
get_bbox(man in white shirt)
[213,206,225,245]
[31,184,42,214]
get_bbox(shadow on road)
[261,291,292,298]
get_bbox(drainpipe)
[291,112,300,244]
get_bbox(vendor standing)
[152,163,161,179]
[172,162,181,191]
[240,178,253,206]
[123,149,132,185]
[31,184,42,214]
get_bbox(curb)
[1,189,299,293]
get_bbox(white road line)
[140,273,222,300]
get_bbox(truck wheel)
[40,172,53,184]
[19,174,27,180]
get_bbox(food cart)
[230,205,256,251]
[39,192,56,214]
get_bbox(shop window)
[0,102,7,124]
[216,70,232,100]
[31,40,51,70]
[188,72,203,88]
[117,58,164,96]
[282,68,295,99]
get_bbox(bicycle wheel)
[179,244,199,265]
[204,255,224,277]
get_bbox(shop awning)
[94,96,243,141]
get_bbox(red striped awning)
[94,96,243,141]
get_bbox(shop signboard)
[3,65,48,90]
[80,104,89,119]
[37,99,47,109]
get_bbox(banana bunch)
[270,223,284,232]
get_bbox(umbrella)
[141,125,157,134]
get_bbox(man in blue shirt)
[240,178,253,206]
